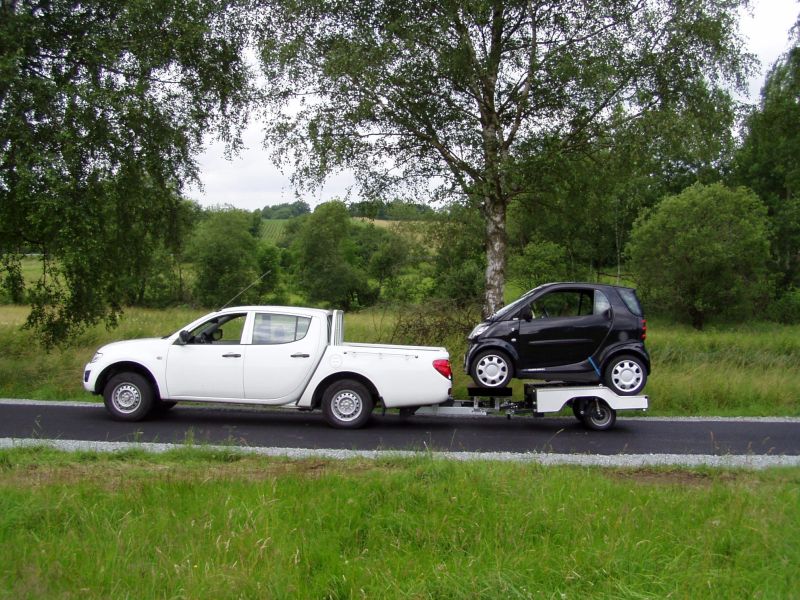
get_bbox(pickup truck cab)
[83,306,452,428]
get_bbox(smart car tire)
[603,354,647,396]
[470,349,513,388]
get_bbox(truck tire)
[322,379,374,429]
[470,349,513,388]
[103,372,155,421]
[580,398,617,431]
[603,354,647,396]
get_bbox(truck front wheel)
[103,372,155,421]
[322,380,374,429]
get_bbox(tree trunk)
[483,195,507,318]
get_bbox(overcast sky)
[188,0,800,212]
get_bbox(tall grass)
[0,305,798,416]
[0,447,798,599]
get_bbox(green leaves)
[627,183,772,329]
[0,0,253,344]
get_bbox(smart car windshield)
[490,285,547,320]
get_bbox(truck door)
[243,312,321,401]
[165,312,248,399]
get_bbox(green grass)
[0,447,797,599]
[0,305,798,416]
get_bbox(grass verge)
[0,447,797,599]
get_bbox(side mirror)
[178,330,190,345]
[520,306,533,321]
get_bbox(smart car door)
[516,289,612,369]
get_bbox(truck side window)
[253,314,312,345]
[187,313,247,344]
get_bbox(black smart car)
[465,282,650,395]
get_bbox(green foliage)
[508,241,568,292]
[188,210,260,308]
[261,200,311,219]
[291,201,375,309]
[0,0,252,344]
[733,47,800,288]
[255,241,286,304]
[767,288,800,324]
[417,205,485,306]
[627,183,772,329]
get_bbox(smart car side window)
[533,291,594,318]
[593,290,611,315]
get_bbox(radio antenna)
[219,270,272,310]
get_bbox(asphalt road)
[1,400,798,457]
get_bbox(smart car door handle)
[222,353,242,358]
[291,353,310,358]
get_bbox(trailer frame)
[414,382,648,430]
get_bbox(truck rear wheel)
[322,379,374,429]
[103,372,155,421]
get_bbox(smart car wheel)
[603,354,647,395]
[471,350,513,388]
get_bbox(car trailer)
[414,383,648,431]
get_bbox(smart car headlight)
[468,324,490,339]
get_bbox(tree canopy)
[257,0,752,315]
[0,0,253,344]
[627,183,771,330]
[733,46,800,288]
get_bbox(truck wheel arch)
[95,362,162,400]
[311,372,380,410]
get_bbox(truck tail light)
[641,319,647,341]
[433,359,452,380]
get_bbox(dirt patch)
[0,456,390,490]
[606,468,720,488]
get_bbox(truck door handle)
[222,353,242,358]
[291,353,310,358]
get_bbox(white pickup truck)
[83,306,452,428]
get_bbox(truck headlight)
[90,351,103,364]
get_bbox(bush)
[768,288,800,324]
[508,240,568,291]
[627,183,771,329]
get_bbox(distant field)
[0,304,798,417]
[260,219,289,244]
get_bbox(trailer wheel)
[581,398,616,431]
[322,379,374,429]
